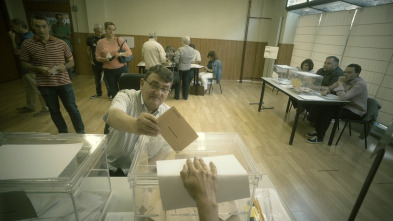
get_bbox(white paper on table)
[323,94,339,100]
[156,155,250,211]
[298,95,325,101]
[191,64,203,69]
[0,143,83,180]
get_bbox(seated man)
[306,56,344,122]
[105,65,173,175]
[306,64,368,144]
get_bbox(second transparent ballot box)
[288,70,323,89]
[128,132,262,221]
[0,133,112,221]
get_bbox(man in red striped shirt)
[20,13,84,134]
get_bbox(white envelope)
[156,155,250,211]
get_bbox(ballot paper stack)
[128,132,262,221]
[0,133,112,221]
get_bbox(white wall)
[82,0,292,42]
[5,0,27,24]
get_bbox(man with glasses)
[105,65,174,176]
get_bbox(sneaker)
[16,106,34,112]
[306,132,317,137]
[33,110,50,117]
[306,136,323,144]
[90,94,102,99]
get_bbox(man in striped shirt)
[20,13,84,134]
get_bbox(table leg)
[286,98,291,113]
[289,102,302,145]
[328,104,343,145]
[195,68,199,95]
[258,81,266,112]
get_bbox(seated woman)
[298,59,315,73]
[292,58,314,109]
[199,51,222,93]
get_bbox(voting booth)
[0,133,112,220]
[128,132,262,221]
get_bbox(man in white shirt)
[189,43,201,64]
[105,65,173,176]
[142,32,167,70]
[189,43,201,84]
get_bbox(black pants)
[92,64,109,96]
[104,66,128,98]
[314,106,362,140]
[175,69,191,100]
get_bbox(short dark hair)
[104,22,116,30]
[31,13,49,25]
[145,65,174,84]
[207,51,218,60]
[165,46,175,53]
[301,59,314,71]
[327,56,339,64]
[10,18,27,29]
[347,64,362,73]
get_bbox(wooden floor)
[1,75,392,220]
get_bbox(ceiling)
[286,0,393,15]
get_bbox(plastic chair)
[207,77,222,95]
[104,73,146,134]
[335,98,382,148]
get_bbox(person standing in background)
[20,13,84,133]
[189,43,201,84]
[86,23,109,99]
[95,22,132,100]
[52,14,73,79]
[174,36,194,100]
[9,18,49,117]
[142,31,167,70]
[189,43,201,64]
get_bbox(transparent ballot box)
[0,133,112,220]
[272,64,297,82]
[288,70,323,89]
[128,132,262,221]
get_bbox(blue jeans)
[104,66,128,97]
[92,64,109,96]
[38,84,85,133]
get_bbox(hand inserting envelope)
[157,155,250,211]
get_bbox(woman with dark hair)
[199,51,223,93]
[299,59,315,73]
[95,22,132,100]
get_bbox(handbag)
[117,38,133,64]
